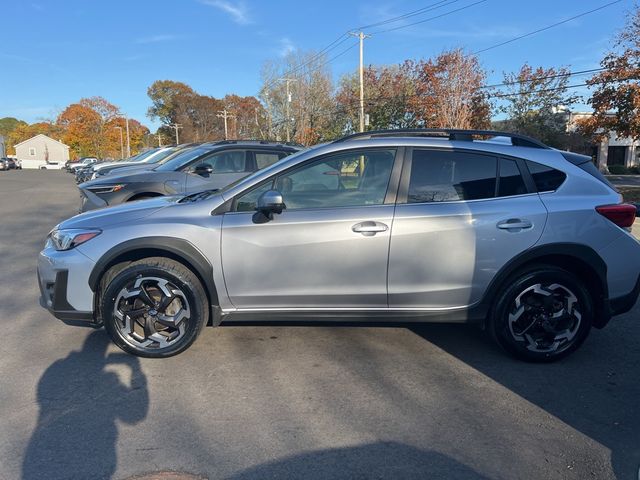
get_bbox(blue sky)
[0,0,631,131]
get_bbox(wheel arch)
[88,237,219,317]
[126,191,164,202]
[481,243,609,328]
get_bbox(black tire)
[489,265,593,362]
[101,257,209,358]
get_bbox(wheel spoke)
[138,283,156,307]
[113,276,191,351]
[508,282,582,354]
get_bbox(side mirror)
[254,190,286,223]
[194,164,214,176]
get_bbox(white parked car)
[39,162,65,170]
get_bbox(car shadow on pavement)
[228,441,487,480]
[22,330,148,480]
[410,323,640,480]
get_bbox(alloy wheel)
[113,276,191,350]
[507,283,582,354]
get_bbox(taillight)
[596,204,637,228]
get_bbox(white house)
[566,112,639,171]
[14,134,70,169]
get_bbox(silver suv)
[37,129,640,361]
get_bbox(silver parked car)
[78,141,300,212]
[38,129,640,361]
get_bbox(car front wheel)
[101,257,209,358]
[490,265,593,362]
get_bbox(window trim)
[29,147,36,157]
[228,147,404,213]
[397,147,536,205]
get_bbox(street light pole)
[279,78,297,142]
[349,31,370,133]
[114,126,124,159]
[125,117,131,158]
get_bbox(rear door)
[388,148,548,309]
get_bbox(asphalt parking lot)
[0,169,638,480]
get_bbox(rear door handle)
[497,219,533,231]
[352,221,388,237]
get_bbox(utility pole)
[114,126,124,159]
[349,31,370,133]
[216,109,236,140]
[169,123,182,145]
[279,78,297,142]
[125,117,131,157]
[157,133,163,147]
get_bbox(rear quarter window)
[525,160,566,192]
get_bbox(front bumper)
[37,247,99,327]
[79,188,108,212]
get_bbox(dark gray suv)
[78,140,301,212]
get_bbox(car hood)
[58,195,179,229]
[101,164,155,176]
[80,171,160,188]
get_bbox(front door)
[184,149,250,192]
[221,148,400,309]
[388,148,547,309]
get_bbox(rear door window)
[408,150,497,203]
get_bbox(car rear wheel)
[490,265,593,362]
[101,257,209,358]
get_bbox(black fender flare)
[479,242,609,327]
[88,237,219,307]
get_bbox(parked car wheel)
[490,265,593,362]
[101,257,209,358]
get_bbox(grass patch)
[619,187,640,203]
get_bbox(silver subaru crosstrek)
[37,129,640,361]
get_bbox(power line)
[481,67,608,90]
[262,1,486,92]
[357,0,461,29]
[473,0,625,55]
[370,0,489,34]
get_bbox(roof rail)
[333,128,550,149]
[207,139,304,148]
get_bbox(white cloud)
[198,0,251,25]
[279,37,295,57]
[136,34,178,44]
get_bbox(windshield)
[129,149,159,163]
[217,146,312,196]
[142,147,178,164]
[154,146,213,172]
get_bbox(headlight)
[48,228,101,251]
[86,184,125,194]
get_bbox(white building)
[0,135,5,158]
[14,134,70,169]
[567,112,639,171]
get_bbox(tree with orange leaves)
[578,5,640,141]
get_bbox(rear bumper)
[607,273,640,318]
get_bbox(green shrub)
[608,164,630,175]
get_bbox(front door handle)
[352,221,388,237]
[497,219,533,231]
